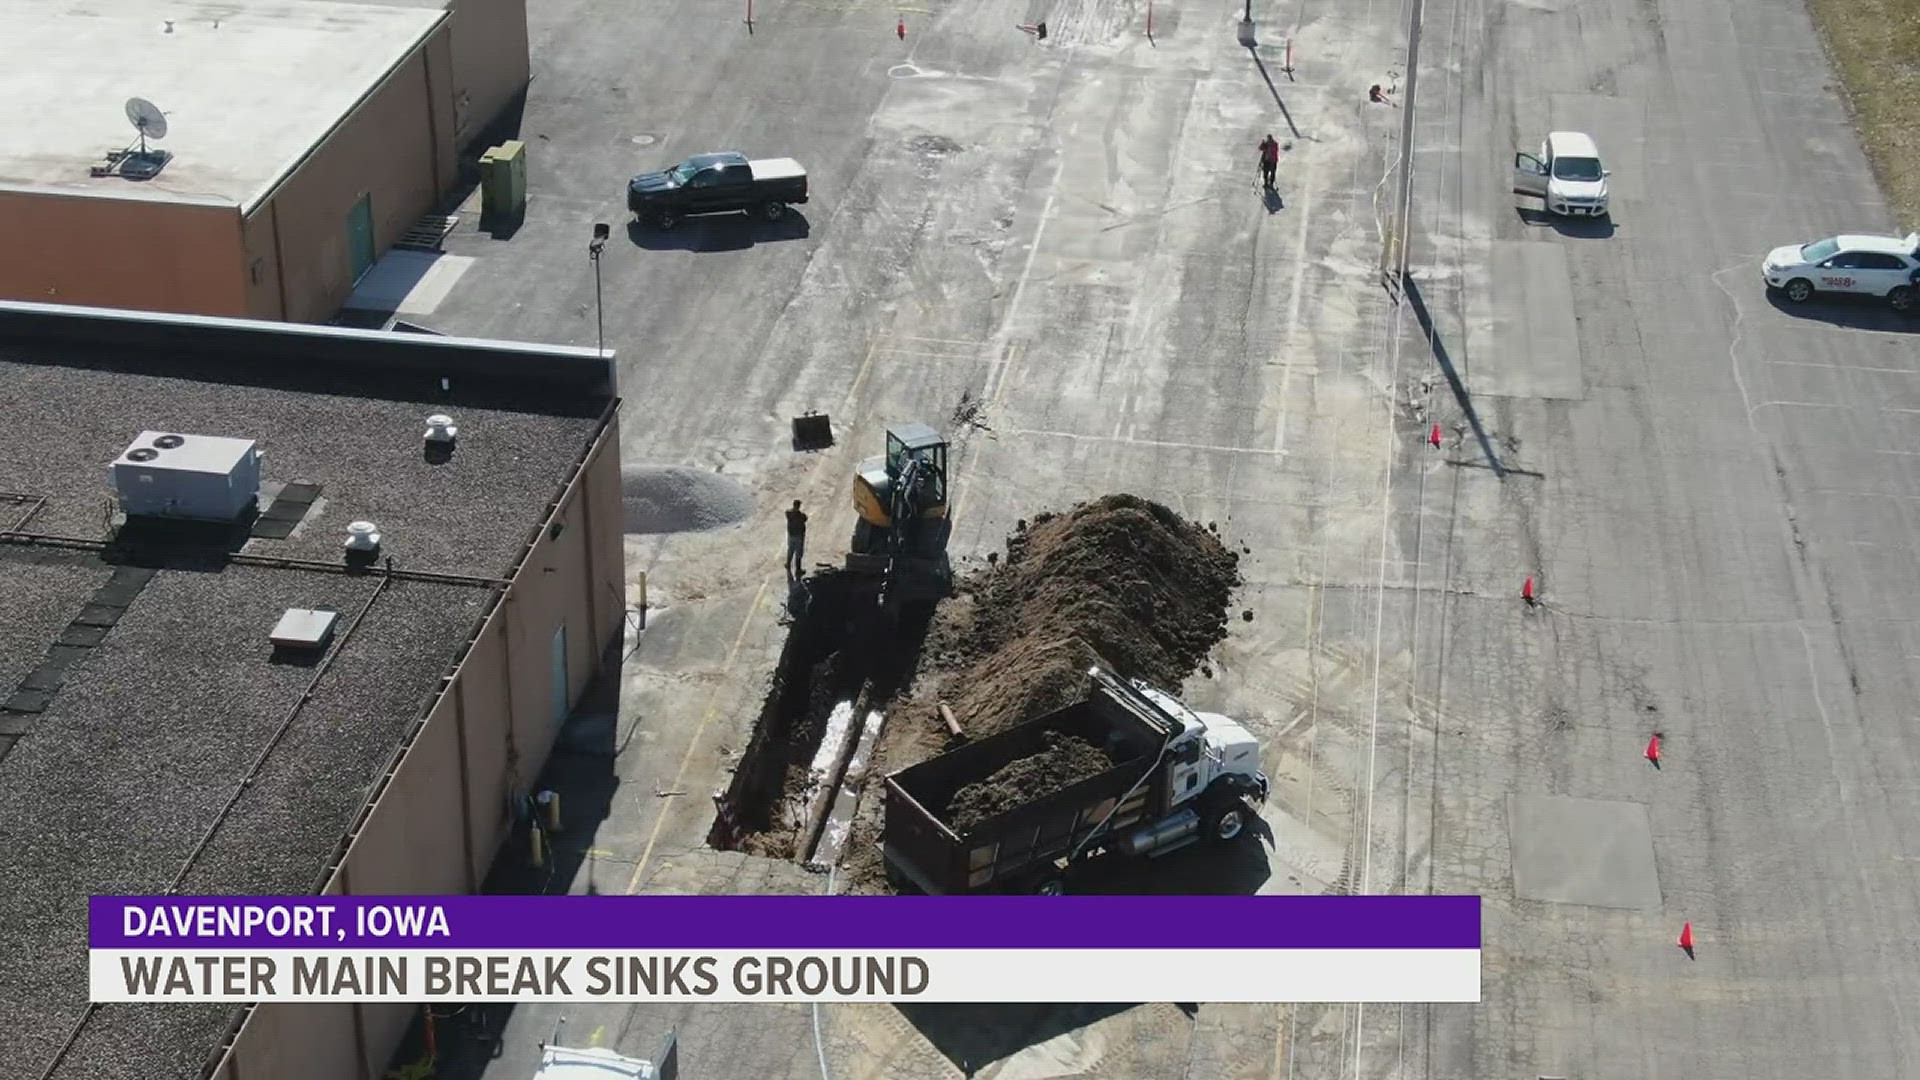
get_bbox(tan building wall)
[3,0,529,325]
[0,191,248,316]
[1,19,456,324]
[209,408,625,1080]
[243,23,457,322]
[445,0,532,147]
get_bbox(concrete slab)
[1465,240,1585,400]
[343,251,475,314]
[1507,793,1662,910]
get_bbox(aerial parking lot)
[401,0,1920,1070]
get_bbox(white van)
[1514,132,1610,218]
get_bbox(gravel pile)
[621,466,755,533]
[944,732,1115,831]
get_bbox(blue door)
[346,193,375,284]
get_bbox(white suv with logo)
[1762,233,1919,313]
[1513,131,1610,218]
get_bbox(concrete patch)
[1465,241,1585,400]
[343,251,474,315]
[1507,793,1662,909]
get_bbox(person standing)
[785,500,808,580]
[1258,134,1280,189]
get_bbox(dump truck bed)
[881,672,1178,894]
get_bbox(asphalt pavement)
[400,0,1920,1069]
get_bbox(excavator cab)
[847,422,953,615]
[854,423,949,529]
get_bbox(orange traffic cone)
[897,15,906,39]
[1522,577,1536,606]
[1428,422,1442,449]
[1645,733,1661,768]
[1678,922,1695,960]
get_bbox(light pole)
[588,222,609,355]
[1388,0,1423,286]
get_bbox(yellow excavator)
[846,423,953,616]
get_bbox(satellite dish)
[109,97,173,179]
[126,97,168,142]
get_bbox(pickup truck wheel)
[1208,806,1246,842]
[761,201,787,221]
[1784,278,1814,303]
[654,209,681,231]
[1889,285,1915,314]
[1031,874,1065,896]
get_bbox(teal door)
[346,194,375,284]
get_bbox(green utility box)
[478,140,527,223]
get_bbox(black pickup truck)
[626,152,809,229]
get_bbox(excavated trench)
[708,571,930,859]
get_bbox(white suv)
[1762,234,1920,313]
[1513,131,1610,218]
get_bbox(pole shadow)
[1247,48,1303,140]
[1401,274,1507,479]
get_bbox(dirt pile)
[944,732,1115,832]
[940,494,1242,736]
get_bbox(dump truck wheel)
[1032,875,1065,896]
[1209,806,1246,842]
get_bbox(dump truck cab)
[1135,683,1265,810]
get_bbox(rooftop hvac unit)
[110,432,262,522]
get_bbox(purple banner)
[90,896,1479,950]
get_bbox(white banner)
[91,948,1479,1004]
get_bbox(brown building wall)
[246,21,457,322]
[446,0,532,147]
[0,191,248,316]
[211,409,624,1080]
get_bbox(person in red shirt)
[1258,134,1280,189]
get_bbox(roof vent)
[425,414,458,444]
[345,520,382,553]
[110,431,262,521]
[270,608,339,652]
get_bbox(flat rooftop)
[0,301,614,1080]
[1,0,446,209]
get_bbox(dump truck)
[880,666,1268,895]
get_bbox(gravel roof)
[0,321,607,1078]
[0,357,601,578]
[0,547,489,1080]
